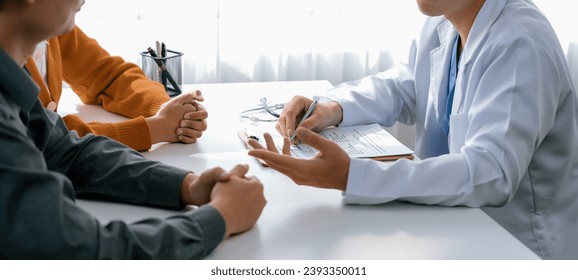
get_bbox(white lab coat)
[328,0,578,259]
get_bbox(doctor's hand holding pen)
[275,95,344,141]
[247,95,350,191]
[146,89,209,145]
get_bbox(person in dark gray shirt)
[0,0,266,259]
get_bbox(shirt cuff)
[147,164,191,209]
[186,205,227,254]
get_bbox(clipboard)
[363,153,414,161]
[237,130,268,167]
[282,124,414,161]
[239,125,414,166]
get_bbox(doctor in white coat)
[249,0,578,259]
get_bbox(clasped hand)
[148,90,209,145]
[180,164,266,238]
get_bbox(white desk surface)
[58,80,538,260]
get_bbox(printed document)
[241,123,413,161]
[287,123,413,159]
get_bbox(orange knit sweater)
[26,26,170,151]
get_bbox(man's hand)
[248,128,350,191]
[179,164,250,206]
[276,95,343,142]
[210,174,266,238]
[179,164,266,238]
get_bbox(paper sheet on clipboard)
[239,123,414,163]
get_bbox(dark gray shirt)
[0,48,225,259]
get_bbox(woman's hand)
[147,90,208,144]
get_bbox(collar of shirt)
[460,0,506,66]
[0,48,40,112]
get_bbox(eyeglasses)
[239,97,285,122]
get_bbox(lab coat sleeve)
[327,40,419,127]
[343,31,562,207]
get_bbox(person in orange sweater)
[26,25,207,151]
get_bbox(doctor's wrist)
[326,100,344,127]
[316,96,343,127]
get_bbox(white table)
[58,80,539,260]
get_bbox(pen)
[161,42,167,58]
[156,40,162,58]
[160,42,167,88]
[289,98,318,142]
[147,47,182,94]
[155,41,166,89]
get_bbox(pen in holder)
[141,49,183,97]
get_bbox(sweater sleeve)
[54,26,170,150]
[63,114,152,151]
[58,26,170,117]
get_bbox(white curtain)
[75,0,425,85]
[76,1,578,85]
[77,0,578,84]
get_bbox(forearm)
[1,169,224,259]
[46,115,187,208]
[344,154,509,207]
[97,205,225,259]
[63,114,153,151]
[70,137,189,208]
